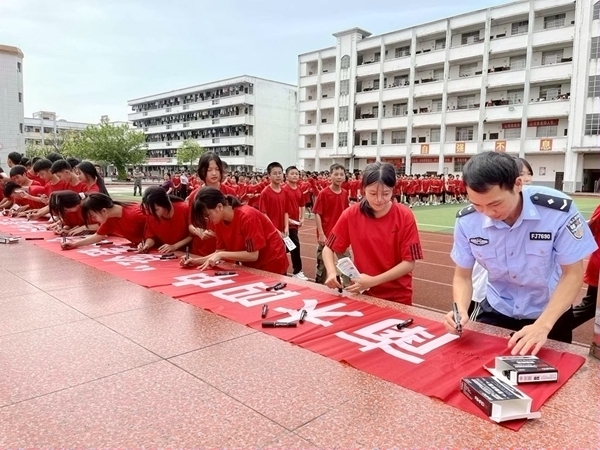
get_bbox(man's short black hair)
[46,152,64,163]
[9,165,27,177]
[3,180,21,197]
[462,151,519,193]
[266,162,283,174]
[32,158,52,174]
[66,157,80,168]
[7,152,22,165]
[50,159,72,174]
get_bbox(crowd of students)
[1,149,598,343]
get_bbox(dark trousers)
[476,298,574,343]
[288,228,302,274]
[133,181,142,196]
[572,285,598,329]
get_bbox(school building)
[23,111,91,147]
[0,44,25,163]
[297,0,600,193]
[127,76,298,176]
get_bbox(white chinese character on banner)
[274,299,363,326]
[336,318,459,364]
[172,272,237,289]
[104,254,162,266]
[211,282,299,307]
[76,247,130,257]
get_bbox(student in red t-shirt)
[76,161,109,194]
[0,173,11,210]
[572,203,600,328]
[421,175,432,205]
[312,163,349,284]
[139,186,192,253]
[61,193,146,249]
[283,165,308,280]
[47,190,89,235]
[3,180,46,215]
[182,187,288,274]
[323,162,423,304]
[348,173,360,204]
[259,162,291,238]
[187,153,236,257]
[51,160,86,193]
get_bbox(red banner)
[502,119,559,129]
[0,217,585,430]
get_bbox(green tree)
[176,139,205,169]
[64,123,147,180]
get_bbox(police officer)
[444,152,597,356]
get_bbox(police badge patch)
[469,237,489,246]
[566,214,584,240]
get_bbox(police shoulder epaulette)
[456,205,476,218]
[530,193,572,212]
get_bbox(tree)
[176,139,205,169]
[63,123,147,180]
[25,129,77,158]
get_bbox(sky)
[1,0,507,124]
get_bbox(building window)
[509,55,526,70]
[395,45,410,58]
[536,126,558,137]
[435,38,446,50]
[454,160,468,172]
[18,92,22,102]
[591,37,600,60]
[539,85,561,100]
[392,103,408,116]
[338,132,348,147]
[507,89,524,104]
[542,49,564,65]
[430,128,441,142]
[374,52,381,63]
[544,13,566,30]
[373,79,380,90]
[17,62,22,72]
[504,128,521,139]
[370,132,378,145]
[340,55,350,69]
[585,114,600,135]
[511,20,529,35]
[594,2,600,20]
[391,130,406,144]
[433,68,444,81]
[461,31,481,45]
[455,127,474,141]
[393,75,409,87]
[588,75,600,97]
[339,106,349,121]
[432,98,443,112]
[340,80,349,95]
[457,95,477,109]
[458,62,478,77]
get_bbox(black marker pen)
[266,282,284,291]
[335,275,343,293]
[185,245,190,260]
[299,310,307,323]
[261,321,297,328]
[261,304,268,318]
[26,237,44,241]
[452,302,463,335]
[396,318,414,330]
[215,271,236,276]
[273,282,287,291]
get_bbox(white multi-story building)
[0,44,25,165]
[24,111,90,148]
[298,0,600,192]
[128,75,297,174]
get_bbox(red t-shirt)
[283,183,303,229]
[172,176,181,189]
[246,184,261,209]
[44,179,68,197]
[27,172,46,186]
[584,204,600,287]
[312,186,349,238]
[259,185,291,232]
[214,205,288,274]
[326,203,423,304]
[97,204,146,244]
[143,201,190,245]
[405,179,418,196]
[83,183,100,193]
[61,209,85,228]
[17,185,46,209]
[421,179,431,194]
[348,180,360,198]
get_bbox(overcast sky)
[2,0,506,124]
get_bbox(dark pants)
[133,181,142,196]
[476,298,574,344]
[288,228,302,275]
[572,285,598,329]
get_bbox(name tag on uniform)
[469,237,489,246]
[529,232,552,241]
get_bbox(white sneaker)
[292,271,309,281]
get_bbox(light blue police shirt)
[451,185,597,319]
